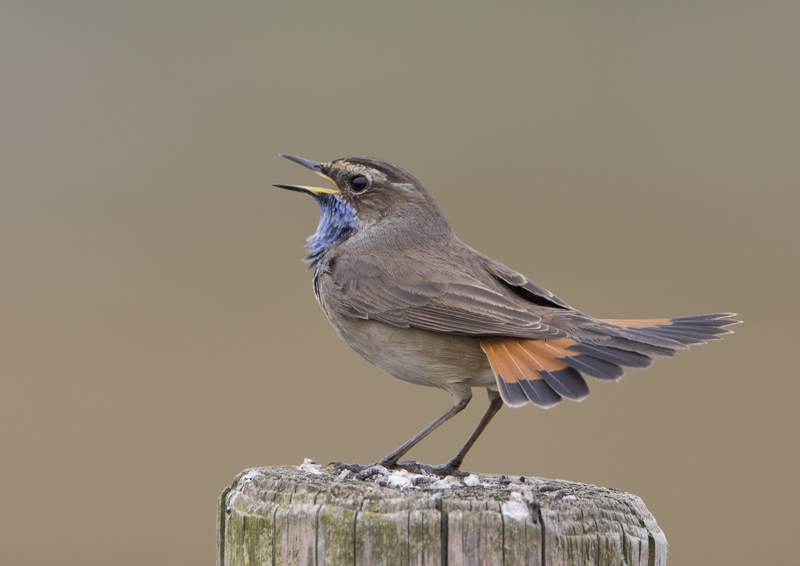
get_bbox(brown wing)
[325,250,570,339]
[476,250,572,310]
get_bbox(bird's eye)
[350,174,369,192]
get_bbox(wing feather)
[326,253,568,338]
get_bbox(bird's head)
[275,154,451,264]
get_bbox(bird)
[273,154,739,477]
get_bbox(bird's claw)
[328,459,468,478]
[395,459,469,477]
[328,461,388,480]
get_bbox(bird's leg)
[330,385,472,475]
[444,389,504,471]
[380,385,472,467]
[412,389,503,477]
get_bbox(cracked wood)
[218,466,667,566]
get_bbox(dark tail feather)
[481,314,739,408]
[564,313,739,378]
[568,343,652,370]
[570,312,739,362]
[596,313,739,348]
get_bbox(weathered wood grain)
[219,465,667,566]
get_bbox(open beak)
[273,154,340,196]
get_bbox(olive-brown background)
[1,2,797,565]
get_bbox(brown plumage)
[274,154,740,476]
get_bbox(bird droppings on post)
[237,469,262,483]
[386,472,413,490]
[501,493,532,521]
[288,459,635,501]
[463,473,481,487]
[298,458,324,475]
[298,459,516,490]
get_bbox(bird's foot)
[392,459,469,478]
[329,458,468,479]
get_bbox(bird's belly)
[330,316,496,389]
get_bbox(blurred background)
[1,1,797,564]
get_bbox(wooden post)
[218,463,667,566]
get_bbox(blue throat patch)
[304,195,357,265]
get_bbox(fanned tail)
[480,313,740,408]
